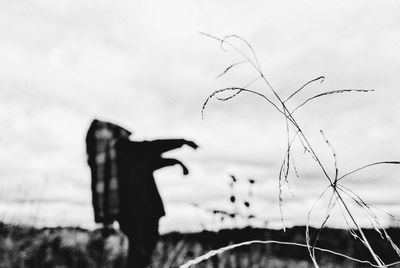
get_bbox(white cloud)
[0,0,399,231]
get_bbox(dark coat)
[86,119,131,224]
[116,139,166,223]
[115,138,188,237]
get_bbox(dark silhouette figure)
[86,119,198,267]
[86,119,132,225]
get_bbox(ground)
[1,222,400,268]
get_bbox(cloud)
[0,0,400,231]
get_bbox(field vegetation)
[2,222,400,268]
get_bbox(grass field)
[1,222,400,267]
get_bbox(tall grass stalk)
[179,240,400,268]
[186,33,400,267]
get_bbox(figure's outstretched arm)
[148,139,198,154]
[154,158,189,175]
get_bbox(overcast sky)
[1,0,400,233]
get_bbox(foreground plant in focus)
[181,33,400,268]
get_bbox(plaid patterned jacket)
[86,119,131,224]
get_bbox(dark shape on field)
[86,119,198,267]
[86,119,131,224]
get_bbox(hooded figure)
[86,119,132,224]
[86,119,198,267]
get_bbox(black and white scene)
[1,1,400,267]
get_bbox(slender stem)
[203,33,388,267]
[286,103,384,267]
[258,65,385,267]
[335,189,385,267]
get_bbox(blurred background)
[0,0,400,235]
